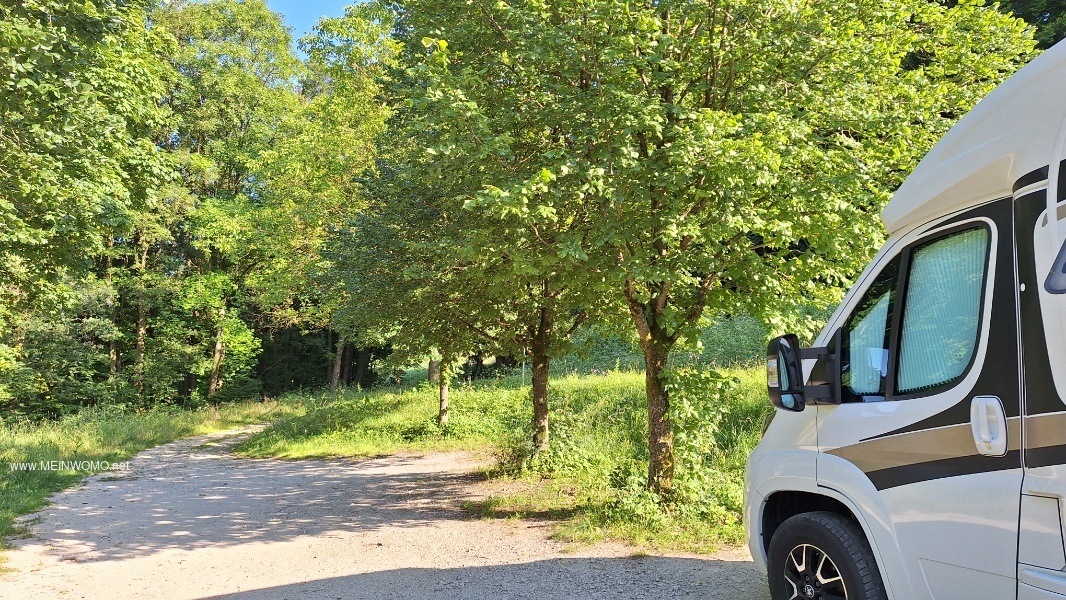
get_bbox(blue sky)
[266,0,353,42]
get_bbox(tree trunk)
[438,361,450,425]
[133,236,150,396]
[428,359,441,383]
[330,332,346,393]
[640,337,673,496]
[325,331,334,381]
[531,352,550,452]
[110,342,120,376]
[341,344,354,386]
[625,281,675,496]
[134,302,147,394]
[105,239,120,377]
[207,305,226,400]
[530,305,553,452]
[352,348,371,388]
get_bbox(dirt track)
[0,428,769,599]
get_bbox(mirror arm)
[798,327,844,405]
[799,346,832,360]
[804,384,833,400]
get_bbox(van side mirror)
[768,334,806,411]
[767,329,842,412]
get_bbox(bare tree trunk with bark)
[207,305,226,400]
[625,281,675,496]
[135,303,147,394]
[640,337,673,495]
[105,239,120,377]
[530,306,552,452]
[330,332,346,393]
[428,359,441,383]
[352,348,371,388]
[110,342,121,376]
[438,360,450,425]
[133,236,150,395]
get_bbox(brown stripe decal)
[1024,412,1066,469]
[827,417,1021,490]
[1025,411,1066,450]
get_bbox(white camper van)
[745,42,1066,600]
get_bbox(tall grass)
[0,401,299,544]
[238,367,771,552]
[0,362,772,556]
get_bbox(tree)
[151,0,302,401]
[0,0,173,413]
[322,152,486,423]
[373,1,616,452]
[397,0,1035,493]
[1001,0,1066,47]
[0,0,172,279]
[251,3,400,393]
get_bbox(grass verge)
[238,368,770,554]
[0,400,301,559]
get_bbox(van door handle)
[970,396,1007,457]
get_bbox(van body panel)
[815,197,1023,597]
[1017,182,1066,598]
[1020,567,1066,598]
[816,453,914,600]
[745,446,817,565]
[744,487,767,571]
[1020,583,1066,600]
[746,451,907,599]
[883,471,1023,599]
[1018,494,1066,570]
[744,407,818,570]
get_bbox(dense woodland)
[0,0,1054,493]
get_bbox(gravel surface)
[0,427,770,599]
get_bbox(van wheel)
[767,511,886,600]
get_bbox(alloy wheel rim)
[783,543,848,600]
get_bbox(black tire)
[766,511,887,600]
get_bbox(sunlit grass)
[240,367,770,553]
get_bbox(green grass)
[237,379,529,459]
[0,400,301,556]
[0,366,771,561]
[238,367,771,554]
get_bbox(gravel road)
[0,427,769,599]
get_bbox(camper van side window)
[840,257,900,402]
[896,227,990,395]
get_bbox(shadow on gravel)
[23,436,488,563]
[196,556,771,600]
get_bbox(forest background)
[0,0,1055,506]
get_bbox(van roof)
[881,42,1066,233]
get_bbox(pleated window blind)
[897,228,989,395]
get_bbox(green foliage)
[5,281,120,417]
[1001,0,1066,47]
[209,316,263,403]
[1,0,392,415]
[0,0,172,272]
[0,0,175,415]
